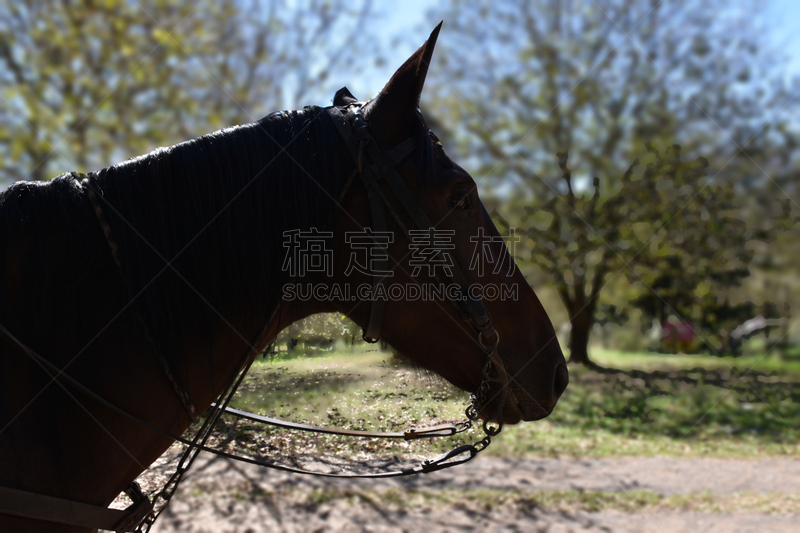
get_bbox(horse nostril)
[553,363,569,399]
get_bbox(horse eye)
[450,192,470,210]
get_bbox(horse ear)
[333,87,359,106]
[367,22,442,132]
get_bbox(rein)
[0,318,497,532]
[0,98,511,532]
[84,176,202,424]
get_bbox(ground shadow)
[561,361,799,441]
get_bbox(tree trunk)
[568,309,593,365]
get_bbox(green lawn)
[211,347,800,462]
[590,345,800,375]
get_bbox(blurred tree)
[495,145,786,364]
[430,0,797,192]
[427,0,798,362]
[0,0,373,183]
[274,313,359,355]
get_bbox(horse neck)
[86,110,351,406]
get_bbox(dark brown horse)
[0,25,567,531]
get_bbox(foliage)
[430,0,797,193]
[0,0,375,183]
[427,0,799,362]
[595,344,800,373]
[272,313,361,356]
[494,145,776,363]
[499,348,800,458]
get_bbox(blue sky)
[362,0,800,93]
[768,0,800,81]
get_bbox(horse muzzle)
[477,351,568,425]
[510,358,569,422]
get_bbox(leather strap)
[386,137,417,164]
[327,105,397,342]
[326,104,496,341]
[0,485,151,532]
[362,180,388,342]
[327,101,505,430]
[82,176,200,423]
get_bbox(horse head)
[326,23,568,425]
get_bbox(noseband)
[326,98,508,433]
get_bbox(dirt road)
[120,448,800,532]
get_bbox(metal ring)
[362,332,380,344]
[483,418,502,436]
[478,329,500,351]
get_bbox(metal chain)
[465,352,504,437]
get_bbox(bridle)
[0,95,512,532]
[325,95,509,433]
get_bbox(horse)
[0,24,568,532]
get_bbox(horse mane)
[0,176,104,340]
[85,106,355,359]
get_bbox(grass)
[204,346,800,463]
[591,345,800,376]
[493,344,800,458]
[176,347,800,520]
[207,348,474,467]
[492,362,800,459]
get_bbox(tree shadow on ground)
[562,362,799,441]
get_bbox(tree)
[427,0,798,363]
[430,0,797,191]
[275,313,359,355]
[0,0,375,183]
[495,145,781,364]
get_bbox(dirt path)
[115,448,800,532]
